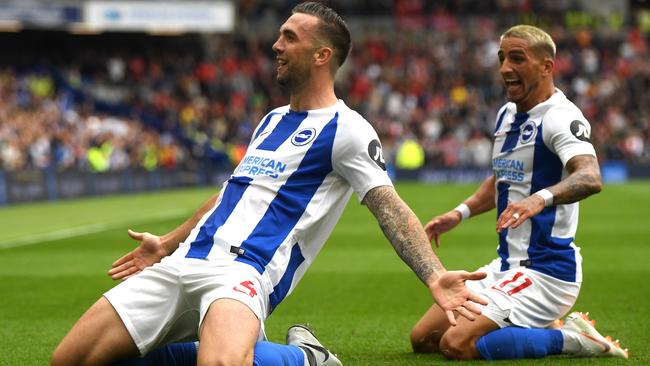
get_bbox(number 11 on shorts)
[491,272,533,295]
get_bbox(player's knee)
[50,345,84,366]
[439,331,476,360]
[410,325,438,353]
[409,324,424,350]
[50,349,66,366]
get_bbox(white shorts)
[466,258,581,329]
[104,256,270,354]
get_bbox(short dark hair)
[292,1,351,68]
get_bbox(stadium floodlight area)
[84,1,235,33]
[0,1,235,34]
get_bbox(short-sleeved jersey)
[491,89,596,283]
[171,100,393,314]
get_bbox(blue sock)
[253,341,305,366]
[112,341,305,366]
[476,327,563,360]
[111,342,198,366]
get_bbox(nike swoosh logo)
[303,342,330,361]
[581,333,611,353]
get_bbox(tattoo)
[552,155,602,205]
[363,186,444,284]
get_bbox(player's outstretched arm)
[424,175,497,247]
[363,185,488,325]
[497,154,601,231]
[108,229,167,280]
[108,192,220,280]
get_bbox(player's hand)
[108,229,168,280]
[496,195,545,232]
[429,270,488,326]
[424,211,462,247]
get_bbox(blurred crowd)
[0,70,187,172]
[1,0,649,173]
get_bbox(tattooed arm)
[546,154,602,204]
[363,185,444,283]
[497,154,602,231]
[363,185,487,324]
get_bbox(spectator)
[1,2,649,173]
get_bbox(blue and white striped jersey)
[491,89,596,283]
[171,100,393,313]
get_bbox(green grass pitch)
[0,182,648,365]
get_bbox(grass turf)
[0,182,648,365]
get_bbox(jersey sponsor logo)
[570,120,591,142]
[367,139,386,170]
[235,155,287,178]
[518,120,537,144]
[493,158,525,182]
[291,128,316,146]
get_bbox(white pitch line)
[0,209,188,250]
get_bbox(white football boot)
[562,311,629,359]
[286,324,342,366]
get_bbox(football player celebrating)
[51,3,486,366]
[410,24,628,361]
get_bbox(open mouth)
[276,58,287,74]
[504,78,523,93]
[504,78,522,87]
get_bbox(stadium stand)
[0,0,649,202]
